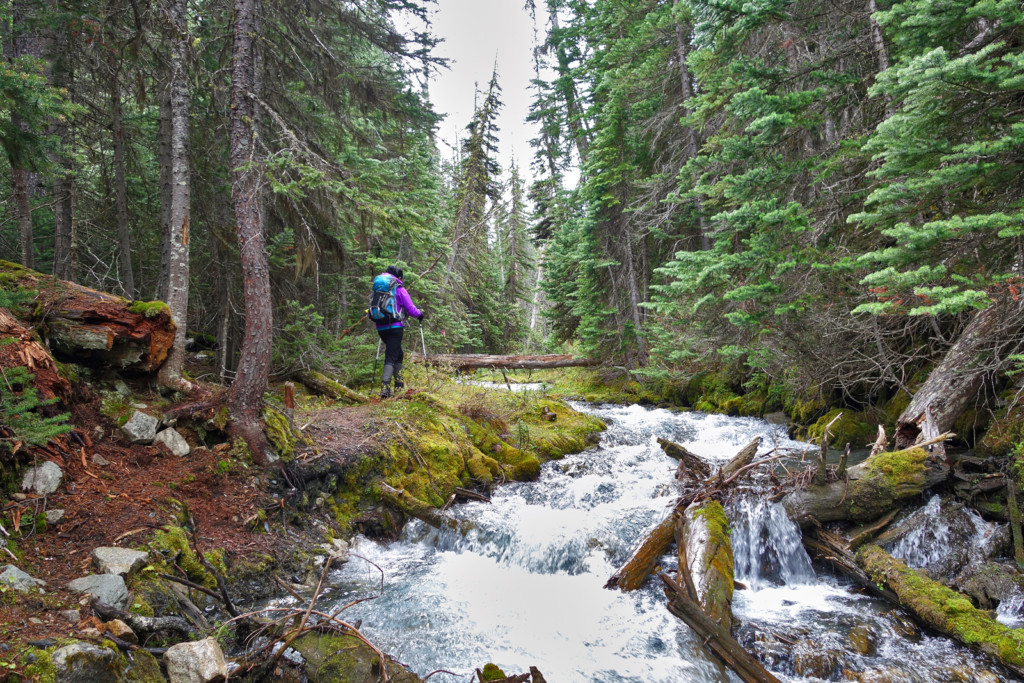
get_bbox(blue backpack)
[368,273,404,324]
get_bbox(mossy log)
[660,572,780,683]
[379,482,449,529]
[1,261,175,372]
[857,544,1024,677]
[896,295,1024,451]
[781,444,950,527]
[0,306,70,403]
[408,352,596,370]
[802,527,898,603]
[678,500,734,630]
[604,514,675,591]
[657,438,711,480]
[295,370,369,404]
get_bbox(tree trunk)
[227,0,275,465]
[11,166,35,269]
[896,297,1024,451]
[782,440,951,527]
[658,438,711,480]
[294,371,369,404]
[678,500,734,630]
[157,81,173,302]
[108,57,135,298]
[157,0,194,394]
[409,353,596,370]
[604,514,674,591]
[857,544,1024,677]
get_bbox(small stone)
[0,565,46,592]
[102,618,138,644]
[67,574,130,610]
[61,609,81,623]
[131,402,148,409]
[164,637,228,683]
[28,617,43,624]
[114,379,131,396]
[847,624,877,655]
[21,461,64,496]
[92,453,110,467]
[53,642,120,683]
[121,410,159,444]
[45,509,65,524]
[154,428,191,457]
[92,547,149,577]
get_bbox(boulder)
[20,461,63,495]
[67,574,130,610]
[122,410,158,444]
[92,547,149,577]
[164,637,228,683]
[0,565,45,592]
[53,642,121,683]
[154,427,190,457]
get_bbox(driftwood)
[604,514,675,591]
[857,544,1024,677]
[895,295,1024,451]
[801,527,898,603]
[660,572,780,683]
[92,598,194,638]
[1,262,176,373]
[781,435,953,527]
[408,352,596,371]
[719,437,760,481]
[678,501,734,630]
[294,370,369,404]
[657,438,711,480]
[846,508,899,550]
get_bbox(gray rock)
[154,427,191,457]
[113,379,131,396]
[164,637,228,683]
[0,565,45,592]
[763,411,790,426]
[92,453,111,467]
[21,461,63,495]
[67,574,130,610]
[121,410,158,444]
[45,508,65,524]
[52,642,120,683]
[61,609,82,623]
[92,547,149,577]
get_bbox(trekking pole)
[372,338,382,381]
[419,319,428,362]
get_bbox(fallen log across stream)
[407,353,596,371]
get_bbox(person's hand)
[418,311,426,321]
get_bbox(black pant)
[378,327,404,385]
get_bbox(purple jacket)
[376,275,421,330]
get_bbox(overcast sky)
[424,0,544,181]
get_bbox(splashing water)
[729,497,815,590]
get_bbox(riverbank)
[0,366,605,681]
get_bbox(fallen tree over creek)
[407,352,597,371]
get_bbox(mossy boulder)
[49,641,164,683]
[292,631,422,682]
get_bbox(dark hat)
[385,265,404,280]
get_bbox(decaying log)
[1,261,176,373]
[604,514,675,591]
[678,500,734,630]
[660,572,781,683]
[857,544,1024,677]
[847,508,899,550]
[0,307,71,403]
[658,438,711,480]
[802,527,898,603]
[408,352,596,371]
[782,436,952,527]
[295,370,369,404]
[719,437,760,481]
[869,425,888,457]
[92,598,194,638]
[895,295,1024,452]
[380,482,448,529]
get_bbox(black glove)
[418,311,426,321]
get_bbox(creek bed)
[320,400,1018,681]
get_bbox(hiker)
[370,265,423,399]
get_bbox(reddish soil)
[0,383,373,662]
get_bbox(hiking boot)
[394,377,405,391]
[380,383,392,400]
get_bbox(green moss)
[263,407,296,461]
[20,647,55,681]
[149,526,223,590]
[870,446,927,482]
[481,663,507,681]
[292,632,421,682]
[513,455,541,481]
[128,300,171,319]
[807,408,875,448]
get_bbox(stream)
[319,398,1016,682]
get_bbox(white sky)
[425,0,544,181]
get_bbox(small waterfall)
[729,496,815,589]
[887,495,1004,577]
[997,588,1024,628]
[887,495,950,569]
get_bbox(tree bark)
[857,544,1024,677]
[11,166,35,270]
[157,0,194,394]
[896,297,1024,451]
[0,307,71,404]
[108,55,135,298]
[227,0,275,465]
